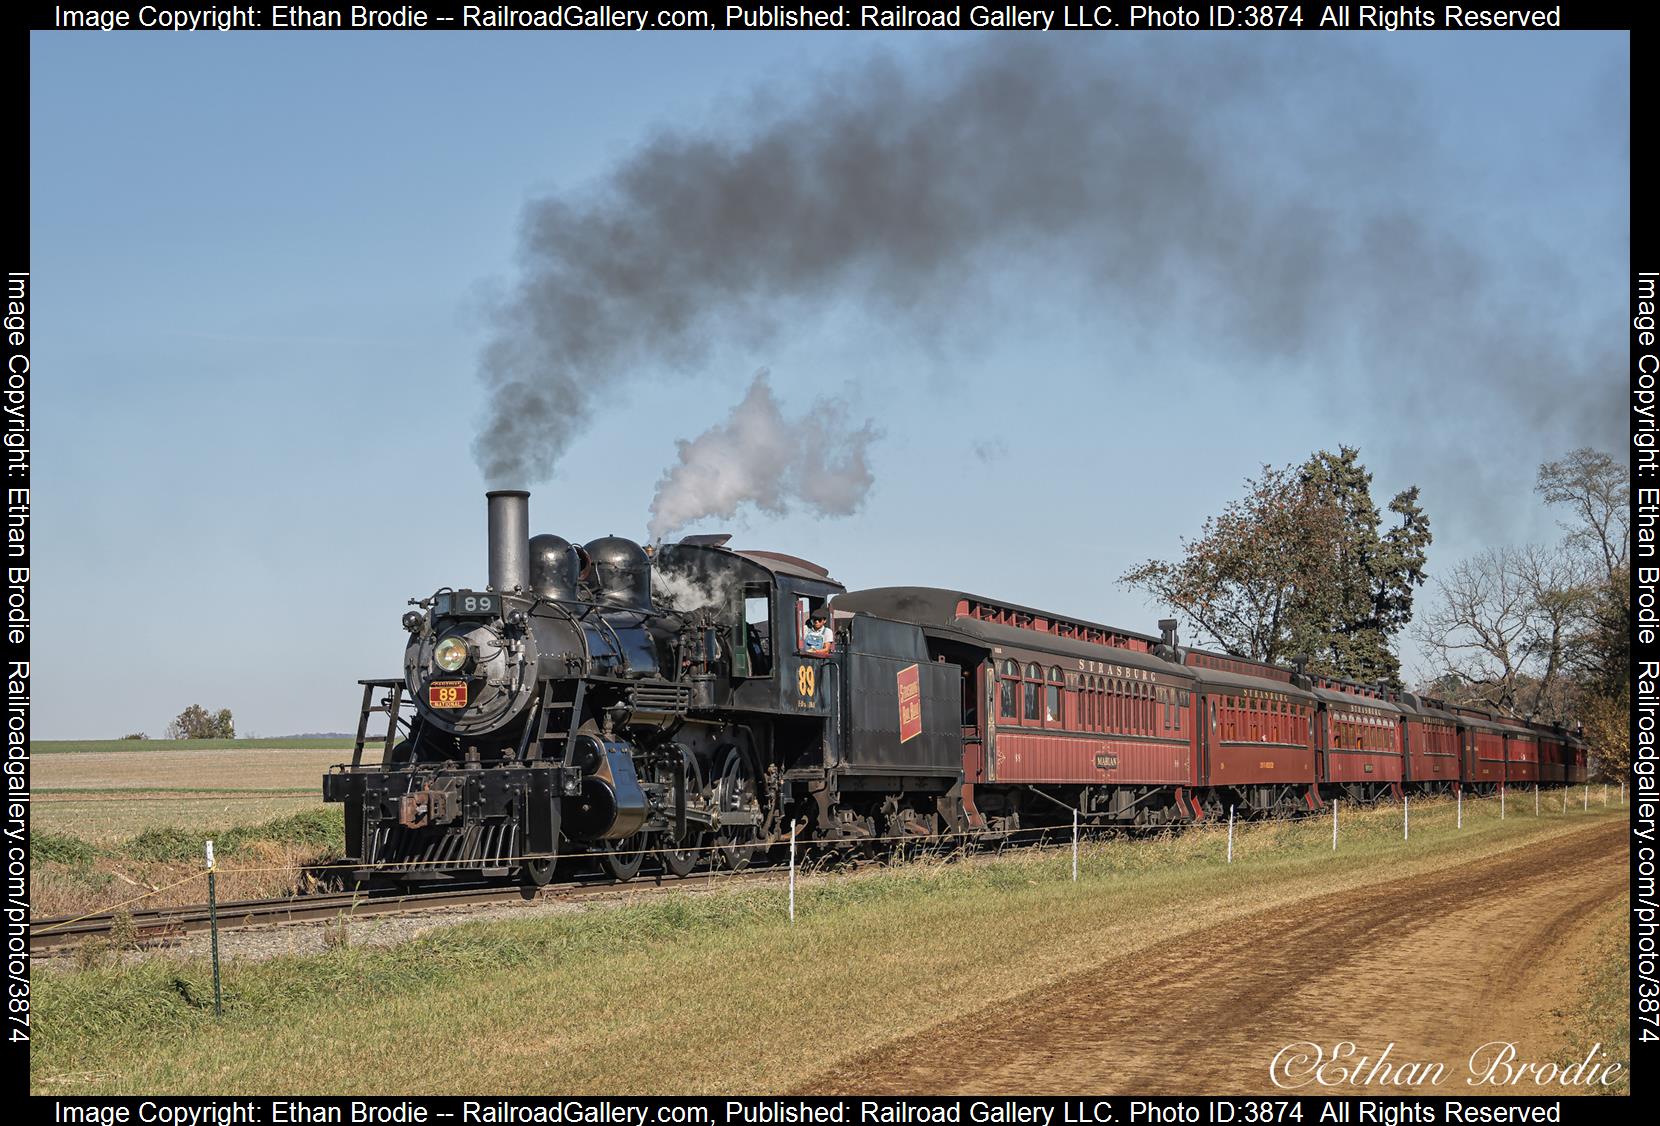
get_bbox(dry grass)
[30,745,348,917]
[29,796,1628,1095]
[33,792,328,843]
[32,839,339,921]
[1558,904,1632,1094]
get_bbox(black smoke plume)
[473,40,1622,516]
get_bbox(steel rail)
[31,867,768,952]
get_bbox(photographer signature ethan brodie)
[1268,1041,1623,1089]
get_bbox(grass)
[30,744,350,916]
[28,795,1629,1096]
[1560,907,1632,1094]
[31,808,346,919]
[34,738,358,754]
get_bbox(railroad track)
[29,823,1153,953]
[30,867,770,953]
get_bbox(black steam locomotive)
[323,490,962,885]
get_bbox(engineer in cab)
[801,607,835,657]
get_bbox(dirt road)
[810,818,1627,1095]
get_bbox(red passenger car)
[1313,679,1405,799]
[1184,649,1319,814]
[1535,726,1567,785]
[1395,692,1462,790]
[1454,707,1508,791]
[1500,719,1541,785]
[1566,732,1589,784]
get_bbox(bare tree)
[1413,545,1592,719]
[1536,448,1628,581]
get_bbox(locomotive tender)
[323,490,1590,884]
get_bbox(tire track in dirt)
[809,819,1628,1095]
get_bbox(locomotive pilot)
[802,608,835,657]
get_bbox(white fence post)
[1332,800,1338,851]
[1403,794,1409,841]
[1227,804,1235,864]
[1535,784,1539,817]
[788,821,796,924]
[1501,784,1505,820]
[1072,808,1079,882]
[1584,784,1589,812]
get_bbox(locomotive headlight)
[434,636,470,672]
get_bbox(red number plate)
[428,681,468,709]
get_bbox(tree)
[1533,448,1630,778]
[1414,447,1628,778]
[1411,544,1591,719]
[166,705,235,740]
[1536,448,1628,581]
[1122,447,1431,683]
[1291,449,1433,683]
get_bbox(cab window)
[795,595,831,654]
[743,584,772,676]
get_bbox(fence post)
[1501,784,1505,820]
[1332,800,1338,851]
[1563,787,1569,815]
[1603,784,1608,807]
[1457,788,1462,829]
[1227,805,1235,864]
[1621,779,1626,805]
[1072,808,1079,882]
[206,840,222,1018]
[1584,784,1589,812]
[1535,784,1539,817]
[1403,794,1409,841]
[788,821,797,924]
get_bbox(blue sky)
[30,31,1628,738]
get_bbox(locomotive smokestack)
[486,490,531,594]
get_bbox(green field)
[29,796,1630,1096]
[34,738,358,754]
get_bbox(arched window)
[1047,666,1064,724]
[999,659,1017,719]
[1024,663,1042,722]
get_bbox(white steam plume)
[647,372,879,543]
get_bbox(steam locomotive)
[323,490,1591,885]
